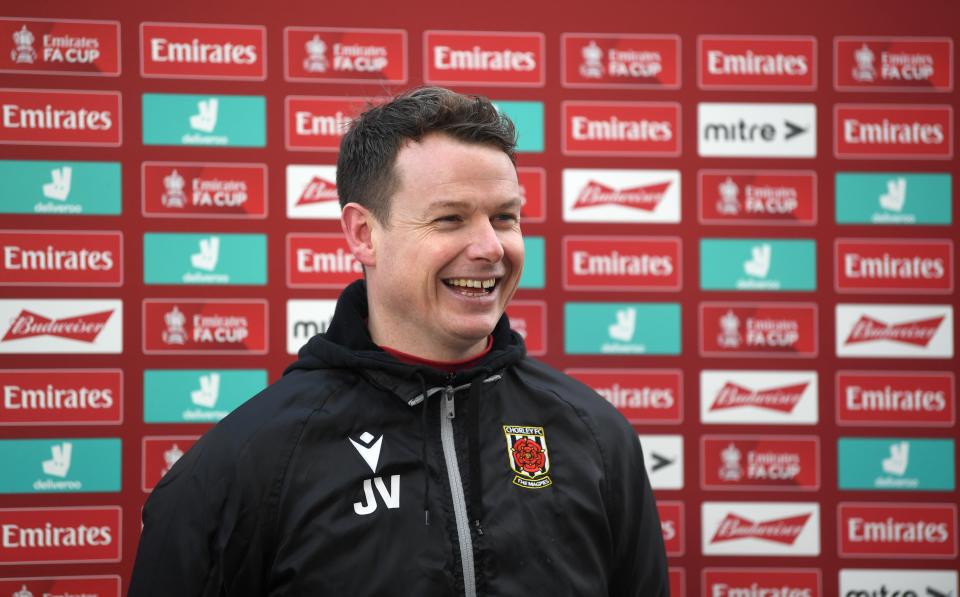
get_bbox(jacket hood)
[284,280,526,395]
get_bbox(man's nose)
[467,218,505,262]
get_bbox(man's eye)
[435,215,461,223]
[495,213,520,223]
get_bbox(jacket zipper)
[439,385,477,597]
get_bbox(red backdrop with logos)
[0,0,958,595]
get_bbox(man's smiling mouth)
[443,278,498,294]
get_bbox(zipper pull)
[444,386,455,419]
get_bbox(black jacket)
[129,280,668,596]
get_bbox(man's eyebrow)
[423,198,523,213]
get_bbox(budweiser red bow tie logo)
[712,512,811,544]
[845,315,943,346]
[574,180,670,210]
[2,309,113,343]
[296,176,339,205]
[711,382,808,412]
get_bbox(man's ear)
[341,202,377,267]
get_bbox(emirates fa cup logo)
[162,306,187,345]
[162,169,187,208]
[304,34,328,73]
[716,177,740,215]
[852,43,876,82]
[718,309,741,348]
[579,40,603,79]
[719,443,743,481]
[161,443,185,477]
[11,25,37,64]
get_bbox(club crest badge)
[503,424,552,489]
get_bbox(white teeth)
[446,278,496,290]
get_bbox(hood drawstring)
[467,369,489,536]
[415,372,431,526]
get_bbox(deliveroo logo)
[42,442,73,478]
[42,166,72,201]
[190,98,219,133]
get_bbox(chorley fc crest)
[503,425,552,489]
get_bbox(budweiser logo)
[845,315,943,346]
[712,512,811,544]
[573,180,669,210]
[2,309,113,343]
[296,176,338,205]
[711,382,807,412]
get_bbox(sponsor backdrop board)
[0,1,957,594]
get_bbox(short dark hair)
[336,86,517,224]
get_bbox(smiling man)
[129,87,667,596]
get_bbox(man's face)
[366,133,524,360]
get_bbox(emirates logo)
[711,382,808,413]
[573,180,670,211]
[711,513,811,545]
[845,315,943,347]
[2,310,113,343]
[296,176,339,206]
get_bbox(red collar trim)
[381,336,493,373]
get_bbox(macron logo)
[42,166,72,201]
[880,176,907,212]
[191,236,220,271]
[349,431,383,473]
[42,442,73,478]
[743,243,771,279]
[191,373,220,408]
[882,441,909,476]
[190,98,219,133]
[608,307,636,342]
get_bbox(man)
[129,87,668,596]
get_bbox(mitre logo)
[700,303,818,357]
[839,569,958,597]
[287,299,337,355]
[836,371,955,427]
[505,301,546,357]
[0,300,122,354]
[143,299,268,354]
[698,35,816,90]
[424,30,544,87]
[834,104,953,159]
[0,506,121,564]
[838,502,958,558]
[561,34,680,89]
[286,165,340,219]
[702,502,820,555]
[698,170,816,224]
[287,233,362,289]
[566,369,682,424]
[835,239,953,294]
[835,36,953,91]
[286,96,364,151]
[836,304,953,357]
[701,370,819,425]
[562,101,680,156]
[703,569,822,596]
[0,577,121,597]
[0,230,122,286]
[142,436,198,491]
[702,436,820,490]
[562,169,680,223]
[563,236,681,291]
[698,102,816,158]
[140,22,266,80]
[638,435,683,489]
[0,88,120,146]
[0,17,120,76]
[142,162,266,219]
[285,27,406,83]
[0,369,122,426]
